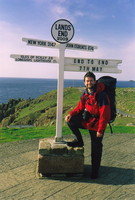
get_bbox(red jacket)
[70,83,110,134]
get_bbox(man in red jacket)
[65,71,110,179]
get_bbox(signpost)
[11,19,122,143]
[51,19,75,142]
[55,44,66,141]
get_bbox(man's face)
[84,77,96,90]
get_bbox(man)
[65,71,110,179]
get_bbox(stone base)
[37,138,84,175]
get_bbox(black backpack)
[97,76,117,133]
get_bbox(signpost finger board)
[10,54,58,63]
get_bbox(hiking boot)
[67,141,84,147]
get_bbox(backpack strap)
[108,122,113,134]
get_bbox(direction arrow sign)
[65,57,122,68]
[10,54,59,63]
[22,38,59,49]
[22,38,97,52]
[64,65,122,73]
[66,43,97,51]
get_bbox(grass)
[1,87,135,127]
[116,88,135,115]
[0,126,55,143]
[0,124,134,143]
[0,87,134,143]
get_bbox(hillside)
[0,87,135,127]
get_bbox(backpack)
[97,76,117,133]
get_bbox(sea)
[0,77,135,104]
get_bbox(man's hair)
[84,71,96,81]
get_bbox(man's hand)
[96,132,103,137]
[65,114,71,122]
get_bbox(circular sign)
[51,19,74,44]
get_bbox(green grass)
[116,88,135,115]
[0,126,55,143]
[0,87,135,143]
[0,124,134,143]
[0,87,135,127]
[112,116,135,126]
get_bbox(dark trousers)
[67,115,103,172]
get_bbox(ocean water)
[0,77,134,104]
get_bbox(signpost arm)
[55,44,66,142]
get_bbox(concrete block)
[38,139,51,155]
[37,138,84,175]
[51,143,68,155]
[38,154,84,174]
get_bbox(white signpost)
[51,19,75,142]
[11,19,122,143]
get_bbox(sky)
[0,0,135,80]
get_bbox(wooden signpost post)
[11,19,122,143]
